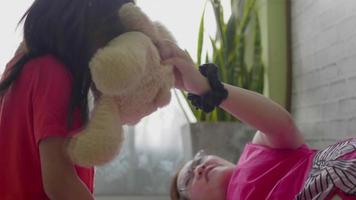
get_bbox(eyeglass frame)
[178,149,207,197]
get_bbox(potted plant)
[180,0,264,163]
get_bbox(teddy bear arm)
[67,96,124,166]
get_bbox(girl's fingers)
[183,49,194,62]
[161,57,187,70]
[157,40,187,59]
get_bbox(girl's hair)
[0,0,134,127]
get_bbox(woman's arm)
[159,41,304,149]
[219,83,304,149]
[39,137,94,200]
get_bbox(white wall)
[291,0,356,148]
[0,0,32,71]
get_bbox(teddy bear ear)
[118,3,159,43]
[90,32,155,95]
[152,21,177,44]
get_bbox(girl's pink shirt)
[226,143,316,200]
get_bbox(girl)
[158,41,356,200]
[0,0,133,199]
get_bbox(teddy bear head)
[90,2,175,124]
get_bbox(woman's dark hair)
[171,170,181,200]
[171,166,187,200]
[0,0,134,127]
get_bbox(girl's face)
[177,151,235,200]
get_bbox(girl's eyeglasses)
[178,150,207,196]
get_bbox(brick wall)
[291,0,356,148]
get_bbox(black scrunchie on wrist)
[187,63,228,113]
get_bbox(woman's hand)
[157,40,210,95]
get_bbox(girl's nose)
[195,164,206,178]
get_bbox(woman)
[0,0,133,199]
[159,41,356,200]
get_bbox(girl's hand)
[157,40,210,95]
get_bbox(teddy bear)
[67,2,176,167]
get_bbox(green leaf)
[209,36,223,64]
[197,3,207,65]
[226,15,237,53]
[210,0,227,61]
[249,9,264,93]
[210,109,218,121]
[239,0,255,34]
[209,36,227,82]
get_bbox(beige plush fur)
[67,3,175,166]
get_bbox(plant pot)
[181,122,256,163]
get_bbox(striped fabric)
[296,139,356,200]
